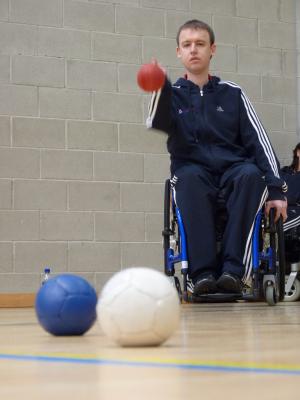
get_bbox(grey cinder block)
[14,180,67,210]
[118,64,140,94]
[0,243,13,273]
[0,84,38,116]
[94,152,144,182]
[0,148,40,178]
[10,0,63,27]
[38,27,90,59]
[121,242,163,268]
[68,242,121,272]
[0,211,39,240]
[15,242,67,273]
[0,0,8,21]
[237,0,280,21]
[67,120,118,151]
[210,44,237,73]
[0,22,37,55]
[95,212,145,242]
[67,60,117,91]
[40,211,94,241]
[64,0,114,32]
[259,21,295,50]
[12,55,65,87]
[93,32,141,64]
[69,182,120,211]
[254,102,284,131]
[0,273,39,293]
[41,149,93,180]
[141,0,189,10]
[144,154,170,183]
[0,116,11,146]
[13,117,65,149]
[0,55,9,83]
[238,47,281,75]
[143,37,181,67]
[214,16,258,46]
[116,5,164,36]
[145,212,163,242]
[121,182,164,212]
[119,123,167,154]
[262,76,297,104]
[191,0,236,15]
[39,88,91,119]
[0,179,12,209]
[93,92,142,123]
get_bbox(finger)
[274,207,282,222]
[264,203,270,216]
[282,207,288,222]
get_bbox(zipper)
[200,88,203,96]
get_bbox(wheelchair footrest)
[191,292,243,303]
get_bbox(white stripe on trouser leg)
[283,215,300,231]
[170,175,178,206]
[242,187,269,283]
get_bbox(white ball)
[97,267,180,347]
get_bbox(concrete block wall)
[0,0,298,293]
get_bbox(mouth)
[190,58,201,62]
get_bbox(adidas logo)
[216,105,224,112]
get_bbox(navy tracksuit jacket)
[147,75,287,283]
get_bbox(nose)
[190,43,196,53]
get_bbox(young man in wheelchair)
[147,20,287,296]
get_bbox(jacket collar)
[174,75,220,92]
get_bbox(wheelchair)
[283,222,300,302]
[162,179,286,306]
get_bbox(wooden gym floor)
[1,302,300,400]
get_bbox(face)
[176,28,216,75]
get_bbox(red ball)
[137,63,166,92]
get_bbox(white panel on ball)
[97,267,180,347]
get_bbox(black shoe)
[193,274,217,296]
[217,272,242,294]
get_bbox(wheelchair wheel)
[163,179,172,275]
[284,276,300,302]
[265,284,276,306]
[267,211,286,303]
[276,216,286,301]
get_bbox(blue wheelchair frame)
[163,179,286,305]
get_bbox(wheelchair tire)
[265,284,276,306]
[268,211,286,302]
[276,216,286,301]
[163,179,171,274]
[284,276,300,302]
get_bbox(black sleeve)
[146,78,174,135]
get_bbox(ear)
[176,46,181,59]
[211,43,216,58]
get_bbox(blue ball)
[35,274,97,336]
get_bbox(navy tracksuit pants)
[171,162,267,282]
[283,205,300,232]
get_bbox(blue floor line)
[1,353,300,376]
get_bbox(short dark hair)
[176,19,215,46]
